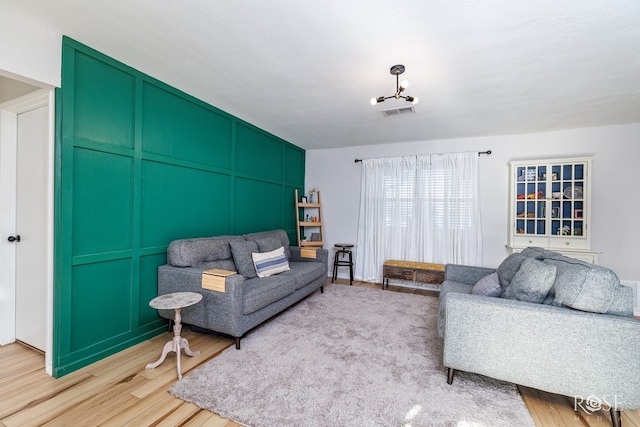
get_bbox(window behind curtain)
[355,152,482,283]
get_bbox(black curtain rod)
[354,150,492,163]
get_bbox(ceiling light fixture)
[370,64,419,106]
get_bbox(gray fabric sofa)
[438,247,640,427]
[157,229,328,349]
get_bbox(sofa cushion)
[503,258,556,303]
[167,236,242,267]
[282,261,327,290]
[230,240,259,278]
[496,253,528,290]
[195,259,238,271]
[243,275,296,315]
[544,256,622,314]
[252,246,290,278]
[519,247,547,259]
[243,229,291,258]
[607,285,634,317]
[471,272,502,297]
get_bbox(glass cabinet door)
[514,164,547,237]
[549,163,585,237]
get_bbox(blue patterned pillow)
[252,246,290,278]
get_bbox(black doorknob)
[8,235,20,242]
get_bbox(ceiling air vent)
[381,106,415,117]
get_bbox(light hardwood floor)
[0,280,637,426]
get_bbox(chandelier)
[370,64,419,105]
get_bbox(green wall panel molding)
[73,51,135,148]
[70,259,132,351]
[235,124,284,181]
[142,83,232,168]
[72,148,133,256]
[140,160,232,246]
[234,178,284,233]
[284,146,305,184]
[139,253,167,326]
[54,37,305,376]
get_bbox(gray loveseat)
[157,229,328,349]
[438,247,640,427]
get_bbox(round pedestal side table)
[145,291,203,379]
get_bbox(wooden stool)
[332,243,354,285]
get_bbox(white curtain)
[354,152,482,283]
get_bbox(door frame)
[0,89,55,375]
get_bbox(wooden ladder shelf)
[295,189,324,247]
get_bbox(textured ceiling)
[3,0,640,149]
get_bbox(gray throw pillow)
[502,258,557,304]
[471,272,502,297]
[229,240,259,278]
[255,237,284,255]
[496,253,528,290]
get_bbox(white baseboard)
[621,280,640,317]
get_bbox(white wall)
[0,10,61,87]
[306,123,640,283]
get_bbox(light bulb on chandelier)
[370,64,419,105]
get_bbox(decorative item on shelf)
[524,191,543,199]
[563,185,583,199]
[526,169,536,181]
[301,235,307,242]
[310,232,321,241]
[574,209,583,218]
[300,195,307,203]
[370,64,419,105]
[552,173,558,180]
[552,192,562,199]
[308,187,318,203]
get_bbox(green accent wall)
[54,37,305,377]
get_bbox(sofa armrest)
[444,264,495,285]
[443,292,640,409]
[157,264,246,336]
[289,246,329,268]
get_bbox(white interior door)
[14,105,48,351]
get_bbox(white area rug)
[170,284,535,427]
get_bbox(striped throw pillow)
[252,246,290,278]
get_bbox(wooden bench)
[382,260,445,290]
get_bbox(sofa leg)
[235,337,241,350]
[446,367,455,385]
[610,408,621,427]
[320,285,324,293]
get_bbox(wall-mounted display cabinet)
[507,156,598,263]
